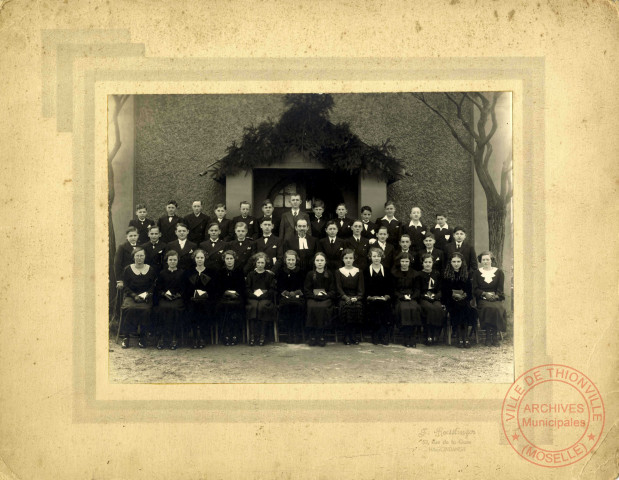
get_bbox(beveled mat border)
[66,56,544,422]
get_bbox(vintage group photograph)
[107,92,514,384]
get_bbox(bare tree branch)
[465,93,483,111]
[483,142,493,171]
[446,93,480,142]
[412,93,474,155]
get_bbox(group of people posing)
[114,195,508,350]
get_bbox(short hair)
[294,217,308,227]
[384,200,396,209]
[368,247,385,259]
[175,222,188,231]
[260,217,273,225]
[477,250,495,263]
[410,206,421,213]
[420,253,434,264]
[435,213,447,218]
[336,202,347,209]
[351,219,363,227]
[234,222,248,231]
[284,250,300,262]
[262,199,273,207]
[290,193,301,200]
[252,252,269,267]
[399,234,411,241]
[239,200,251,208]
[361,205,372,213]
[424,232,436,240]
[135,204,147,211]
[453,226,466,234]
[341,248,356,260]
[325,220,338,229]
[131,246,145,259]
[147,225,160,233]
[215,203,226,210]
[312,199,325,208]
[223,250,237,260]
[206,222,221,230]
[394,251,413,264]
[164,250,179,260]
[192,200,202,206]
[191,248,206,260]
[166,200,178,207]
[376,225,389,234]
[126,226,138,235]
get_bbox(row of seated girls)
[115,198,507,350]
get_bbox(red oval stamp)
[501,364,604,467]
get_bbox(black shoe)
[156,336,164,350]
[318,337,326,347]
[192,338,198,349]
[426,337,432,346]
[121,337,130,349]
[465,340,471,349]
[372,335,379,346]
[170,340,178,350]
[353,337,360,345]
[231,336,238,346]
[344,337,351,346]
[224,336,230,346]
[138,338,146,348]
[458,340,464,348]
[259,335,265,346]
[382,338,389,346]
[309,337,316,346]
[249,336,255,346]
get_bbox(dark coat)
[157,214,182,243]
[183,212,211,245]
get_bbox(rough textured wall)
[135,94,472,230]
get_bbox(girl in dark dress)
[443,252,473,348]
[364,247,394,346]
[304,252,335,347]
[276,250,306,344]
[472,251,507,347]
[216,250,246,346]
[246,252,277,346]
[119,247,157,348]
[392,252,422,348]
[335,248,364,345]
[186,249,217,349]
[417,253,444,345]
[156,250,186,350]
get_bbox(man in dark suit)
[183,200,210,245]
[279,193,311,243]
[213,203,233,242]
[430,213,453,252]
[416,233,445,272]
[157,200,182,243]
[394,233,418,272]
[229,200,258,240]
[283,218,317,275]
[165,223,197,271]
[225,222,257,274]
[198,222,227,274]
[372,225,395,271]
[310,199,328,239]
[317,221,346,272]
[444,226,478,271]
[255,218,283,272]
[334,203,354,240]
[114,227,140,286]
[360,206,377,240]
[345,220,370,271]
[140,225,166,273]
[128,203,154,245]
[254,199,280,239]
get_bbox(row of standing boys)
[115,196,507,349]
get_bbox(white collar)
[434,223,449,230]
[382,215,398,221]
[370,265,384,276]
[479,267,498,283]
[408,220,422,226]
[178,239,186,244]
[339,266,359,277]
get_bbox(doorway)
[253,168,358,220]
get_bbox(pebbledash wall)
[130,93,475,236]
